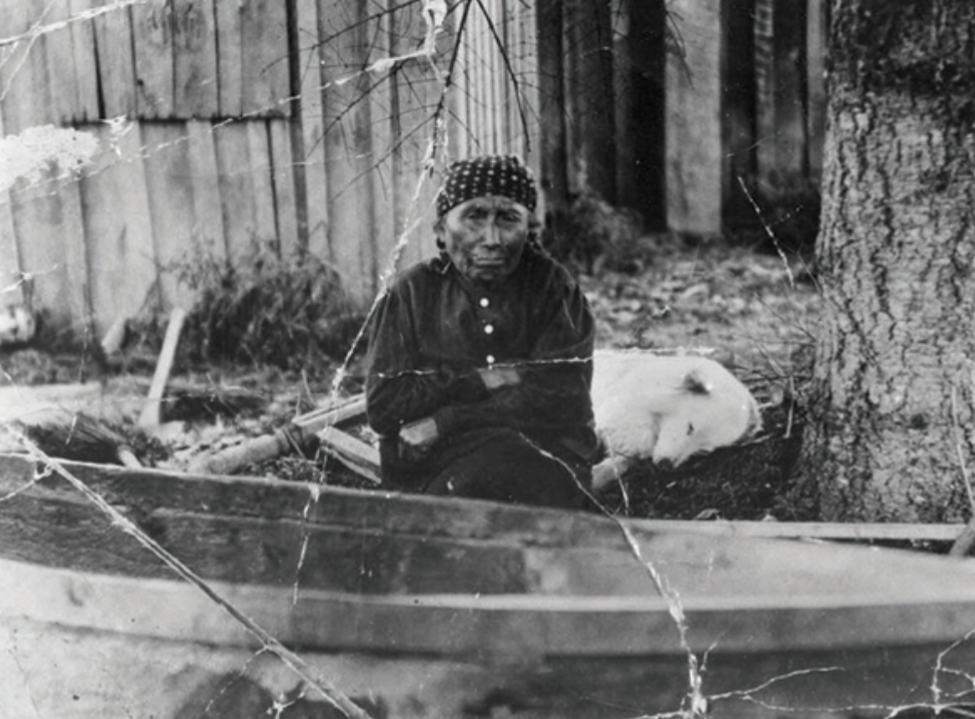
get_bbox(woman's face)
[437,196,533,285]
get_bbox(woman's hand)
[398,416,440,460]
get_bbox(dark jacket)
[365,245,598,491]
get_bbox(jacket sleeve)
[432,276,595,436]
[365,280,488,437]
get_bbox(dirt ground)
[0,234,821,521]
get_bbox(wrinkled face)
[437,196,533,285]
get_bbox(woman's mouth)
[472,256,507,266]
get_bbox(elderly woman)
[365,155,597,509]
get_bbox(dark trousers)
[382,428,592,510]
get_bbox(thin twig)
[736,175,796,289]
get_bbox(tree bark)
[801,0,975,522]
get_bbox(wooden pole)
[139,307,187,429]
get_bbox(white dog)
[591,350,761,490]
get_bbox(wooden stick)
[139,307,186,429]
[319,424,381,483]
[948,384,975,557]
[949,518,975,557]
[627,518,967,544]
[187,394,371,477]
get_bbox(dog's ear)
[680,370,712,395]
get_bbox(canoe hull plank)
[4,612,970,719]
[3,454,975,717]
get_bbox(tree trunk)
[800,0,975,522]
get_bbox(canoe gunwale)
[5,452,975,658]
[1,451,968,544]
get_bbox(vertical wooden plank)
[91,0,138,117]
[0,0,47,134]
[759,0,807,184]
[462,2,479,158]
[37,0,97,334]
[471,4,488,153]
[535,0,569,208]
[448,3,471,161]
[0,196,22,310]
[0,0,87,332]
[294,0,329,258]
[142,122,195,308]
[366,0,396,276]
[611,0,635,207]
[9,179,80,333]
[57,175,93,338]
[0,98,23,308]
[491,0,505,153]
[806,0,827,182]
[725,0,759,225]
[269,118,300,257]
[131,0,176,118]
[80,123,161,335]
[215,0,243,116]
[240,0,289,116]
[389,0,438,269]
[320,0,377,303]
[246,120,278,245]
[387,2,411,268]
[484,2,496,153]
[185,120,227,258]
[487,0,501,153]
[563,0,616,200]
[472,1,488,151]
[623,0,666,225]
[456,4,473,153]
[68,0,102,122]
[496,0,510,152]
[505,0,523,157]
[213,120,256,258]
[518,0,542,177]
[665,0,724,234]
[45,0,82,125]
[0,69,24,309]
[173,0,219,118]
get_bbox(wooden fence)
[0,0,826,341]
[0,0,540,340]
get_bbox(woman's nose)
[480,221,503,247]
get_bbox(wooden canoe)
[2,451,975,719]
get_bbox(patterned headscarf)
[436,155,537,217]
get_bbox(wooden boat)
[2,450,975,719]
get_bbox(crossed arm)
[365,281,594,459]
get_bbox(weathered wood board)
[79,123,160,335]
[142,122,195,307]
[665,0,724,235]
[91,0,138,118]
[173,0,219,118]
[3,452,975,718]
[131,0,175,119]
